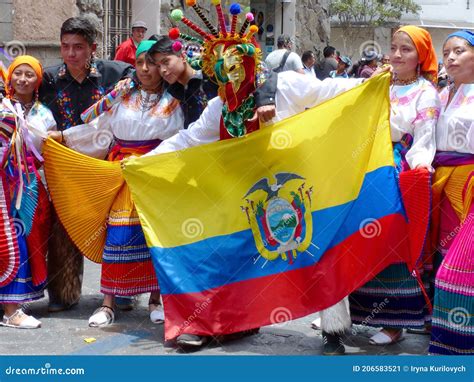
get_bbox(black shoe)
[322,331,345,355]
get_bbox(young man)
[315,46,338,80]
[40,16,134,312]
[329,56,352,78]
[114,20,148,66]
[147,36,277,129]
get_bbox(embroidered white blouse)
[389,77,440,169]
[64,89,184,159]
[436,83,474,154]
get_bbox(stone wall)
[13,0,77,42]
[0,0,13,42]
[159,0,175,33]
[294,0,330,57]
[160,0,220,35]
[3,0,104,67]
[76,0,104,56]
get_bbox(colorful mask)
[169,1,262,136]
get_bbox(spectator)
[348,59,362,78]
[301,50,316,77]
[114,20,148,66]
[315,45,338,80]
[381,54,390,65]
[329,56,352,78]
[265,34,304,74]
[358,50,381,78]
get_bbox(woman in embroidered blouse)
[428,30,474,355]
[0,56,56,329]
[350,26,441,346]
[49,41,184,327]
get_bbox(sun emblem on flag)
[241,172,314,264]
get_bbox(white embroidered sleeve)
[63,110,114,159]
[405,89,440,168]
[147,97,223,155]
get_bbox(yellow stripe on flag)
[123,74,393,248]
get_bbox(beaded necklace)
[11,97,34,115]
[392,74,419,86]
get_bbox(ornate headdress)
[169,0,263,137]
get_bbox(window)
[102,0,132,59]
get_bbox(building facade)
[330,0,474,62]
[0,0,160,68]
[0,0,330,70]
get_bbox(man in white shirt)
[265,34,305,74]
[302,51,316,77]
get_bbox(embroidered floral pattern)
[121,91,180,118]
[56,90,74,130]
[92,87,105,102]
[414,107,440,124]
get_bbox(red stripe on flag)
[162,214,410,340]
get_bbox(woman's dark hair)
[60,17,97,45]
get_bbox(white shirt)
[436,83,474,154]
[148,72,363,155]
[64,89,184,159]
[265,49,304,73]
[389,78,440,168]
[303,65,316,78]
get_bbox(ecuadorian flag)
[123,74,414,340]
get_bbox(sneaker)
[176,334,209,348]
[322,331,345,355]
